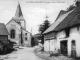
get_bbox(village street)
[0,46,50,60]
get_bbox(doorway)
[71,40,76,58]
[60,40,68,55]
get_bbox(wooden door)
[60,40,67,55]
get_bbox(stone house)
[6,3,31,47]
[43,3,80,57]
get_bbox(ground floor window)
[10,29,15,39]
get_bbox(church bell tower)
[12,2,26,29]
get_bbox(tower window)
[10,29,15,39]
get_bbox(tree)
[67,5,75,12]
[75,0,80,7]
[38,20,50,44]
[66,0,80,12]
[31,36,35,47]
[39,20,50,34]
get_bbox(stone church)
[6,3,31,47]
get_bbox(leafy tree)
[31,36,35,47]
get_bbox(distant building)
[43,2,80,57]
[6,3,31,47]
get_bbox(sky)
[0,0,75,35]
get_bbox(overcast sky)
[0,0,75,35]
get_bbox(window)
[25,37,27,40]
[10,29,15,39]
[65,28,70,37]
[72,40,75,45]
[25,33,27,35]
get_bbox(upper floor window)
[25,33,27,35]
[25,37,27,40]
[10,29,15,39]
[65,28,70,37]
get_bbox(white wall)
[6,20,21,45]
[44,40,49,51]
[44,32,56,52]
[44,39,57,53]
[56,27,80,57]
[69,27,80,57]
[20,20,26,29]
[44,26,80,57]
[22,30,31,47]
[56,30,66,50]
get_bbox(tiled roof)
[43,10,73,34]
[0,23,9,35]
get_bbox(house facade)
[6,3,31,47]
[43,1,80,57]
[56,27,80,57]
[44,32,56,52]
[43,10,72,53]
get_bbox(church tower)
[12,2,26,29]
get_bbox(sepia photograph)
[0,0,79,60]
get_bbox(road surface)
[0,46,47,60]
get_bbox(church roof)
[15,3,23,18]
[0,23,9,35]
[12,2,26,24]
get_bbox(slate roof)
[43,10,73,34]
[0,23,9,35]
